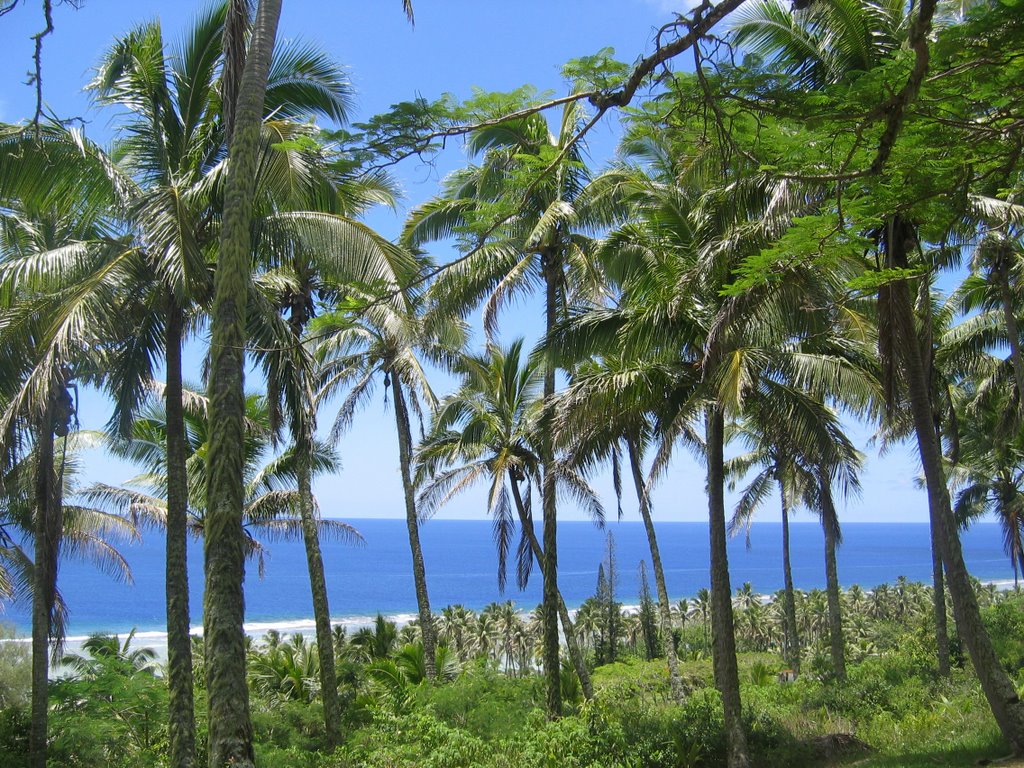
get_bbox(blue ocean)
[0,520,1014,641]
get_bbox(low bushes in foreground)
[3,592,1024,767]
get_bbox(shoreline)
[4,576,1017,663]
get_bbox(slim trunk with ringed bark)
[29,396,61,768]
[780,488,800,673]
[391,372,437,680]
[508,471,593,699]
[626,437,685,701]
[165,303,196,768]
[295,432,342,745]
[818,478,846,681]
[540,251,562,718]
[287,299,342,745]
[707,406,750,768]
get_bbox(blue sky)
[0,0,933,524]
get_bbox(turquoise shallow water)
[0,520,1013,640]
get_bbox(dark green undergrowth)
[0,650,1014,768]
[324,649,1007,768]
[4,597,1024,768]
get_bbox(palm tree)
[315,277,462,682]
[0,202,144,768]
[204,0,284,759]
[727,423,807,672]
[436,604,475,661]
[61,630,158,677]
[875,74,1024,763]
[813,467,853,680]
[731,1,1024,744]
[0,6,363,761]
[251,124,410,749]
[692,588,712,651]
[733,0,960,681]
[556,353,688,699]
[415,339,601,697]
[205,0,414,748]
[550,100,879,762]
[726,391,863,674]
[731,0,910,90]
[0,422,138,768]
[952,386,1024,586]
[405,99,604,716]
[350,614,400,662]
[248,633,321,704]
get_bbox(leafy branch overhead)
[346,0,750,170]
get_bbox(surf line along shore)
[4,575,1020,672]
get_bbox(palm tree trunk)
[780,488,800,672]
[888,216,1024,753]
[220,0,251,143]
[923,313,953,678]
[165,303,196,768]
[819,478,846,681]
[540,252,561,718]
[30,401,60,768]
[930,508,951,676]
[295,433,341,747]
[625,438,685,701]
[205,1,281,765]
[390,372,437,680]
[707,406,750,768]
[508,472,593,700]
[287,296,342,746]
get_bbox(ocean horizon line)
[1,519,1012,643]
[324,517,1003,525]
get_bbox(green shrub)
[0,624,30,709]
[0,705,30,767]
[335,708,489,768]
[251,698,326,753]
[413,667,540,740]
[983,594,1024,672]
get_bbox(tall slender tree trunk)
[540,252,561,717]
[391,372,437,680]
[625,438,685,701]
[707,407,749,768]
[921,275,953,678]
[779,488,800,672]
[29,399,60,768]
[819,478,846,681]
[508,473,593,700]
[930,507,952,676]
[296,432,342,746]
[204,1,281,765]
[165,304,196,768]
[888,216,1024,754]
[288,302,342,746]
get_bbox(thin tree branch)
[30,0,54,136]
[869,0,938,174]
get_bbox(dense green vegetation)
[2,0,1024,766]
[1,581,1022,767]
